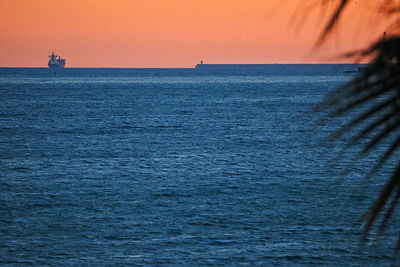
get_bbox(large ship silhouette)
[48,51,66,68]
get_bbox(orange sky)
[0,0,391,67]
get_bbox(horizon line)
[0,63,367,69]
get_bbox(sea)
[0,65,398,266]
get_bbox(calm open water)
[0,65,398,266]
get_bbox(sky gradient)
[0,0,390,67]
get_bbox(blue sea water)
[0,65,398,265]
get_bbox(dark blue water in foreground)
[1,65,398,265]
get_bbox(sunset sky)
[0,0,391,67]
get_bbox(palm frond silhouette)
[312,0,400,249]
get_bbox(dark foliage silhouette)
[313,0,400,250]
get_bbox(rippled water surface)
[0,66,398,265]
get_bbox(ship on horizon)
[48,51,66,68]
[195,60,278,69]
